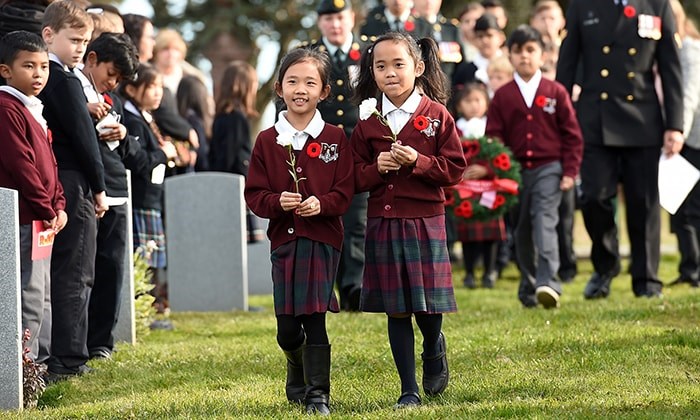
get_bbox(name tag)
[582,17,599,26]
[638,14,662,40]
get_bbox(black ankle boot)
[282,347,305,403]
[303,344,331,415]
[421,332,449,396]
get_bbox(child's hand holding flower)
[390,142,418,166]
[280,191,302,211]
[296,195,320,217]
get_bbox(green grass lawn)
[12,255,700,419]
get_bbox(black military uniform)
[359,3,431,43]
[417,14,464,84]
[557,0,683,298]
[311,0,367,310]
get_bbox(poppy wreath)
[445,136,521,223]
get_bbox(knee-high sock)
[387,316,418,394]
[415,313,443,375]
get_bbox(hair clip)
[86,7,104,14]
[367,47,372,54]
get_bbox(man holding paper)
[557,0,684,298]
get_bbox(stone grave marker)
[165,173,248,311]
[0,188,22,410]
[247,215,272,295]
[114,171,135,344]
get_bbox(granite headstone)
[165,173,248,311]
[247,215,272,295]
[0,188,23,410]
[114,171,135,344]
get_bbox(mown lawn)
[11,255,700,419]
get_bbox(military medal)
[638,14,662,40]
[438,41,463,63]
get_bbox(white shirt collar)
[73,65,101,103]
[275,110,325,150]
[0,85,47,132]
[48,53,69,71]
[382,89,422,117]
[323,36,353,57]
[514,70,543,108]
[384,8,411,26]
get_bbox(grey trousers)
[515,162,563,298]
[19,224,52,364]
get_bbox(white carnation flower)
[276,132,294,147]
[359,98,378,120]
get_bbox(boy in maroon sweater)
[486,25,583,309]
[0,30,66,363]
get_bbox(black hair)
[118,62,159,107]
[122,13,149,48]
[0,30,46,65]
[507,24,545,51]
[85,32,138,80]
[452,81,489,117]
[352,31,449,106]
[481,0,504,9]
[274,46,331,108]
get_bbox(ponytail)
[416,37,450,106]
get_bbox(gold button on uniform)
[600,69,609,77]
[626,95,634,102]
[602,45,611,54]
[336,109,344,116]
[600,92,609,100]
[628,47,637,56]
[627,72,635,79]
[337,94,344,102]
[336,79,343,86]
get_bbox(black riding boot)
[282,346,305,403]
[303,344,331,415]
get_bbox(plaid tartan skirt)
[361,215,457,315]
[133,208,166,269]
[271,237,340,316]
[457,217,506,242]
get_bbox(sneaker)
[535,286,560,309]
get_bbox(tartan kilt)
[133,208,166,268]
[361,215,457,315]
[457,217,506,242]
[271,237,340,316]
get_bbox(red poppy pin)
[623,5,636,18]
[404,20,415,32]
[413,115,439,138]
[535,95,547,108]
[306,142,322,158]
[348,49,361,61]
[103,93,113,106]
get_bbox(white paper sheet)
[658,153,700,214]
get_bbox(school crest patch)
[319,142,339,163]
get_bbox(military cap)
[317,0,350,15]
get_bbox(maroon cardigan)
[485,78,583,178]
[0,92,65,224]
[351,95,466,218]
[244,123,354,251]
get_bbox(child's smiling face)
[276,59,329,120]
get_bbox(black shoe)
[46,364,92,384]
[482,271,497,289]
[668,276,695,286]
[303,344,331,416]
[394,391,421,409]
[89,348,112,360]
[583,273,614,299]
[282,347,305,404]
[463,274,476,289]
[422,332,449,396]
[347,286,361,311]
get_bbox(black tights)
[276,313,328,351]
[387,313,443,394]
[463,240,498,274]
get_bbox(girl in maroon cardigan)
[244,47,354,416]
[351,32,467,408]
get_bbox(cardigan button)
[384,204,391,211]
[526,133,533,140]
[526,114,533,121]
[526,150,533,157]
[287,227,294,234]
[387,184,394,190]
[526,161,533,168]
[296,167,302,173]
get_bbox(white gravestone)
[165,173,248,311]
[0,188,23,410]
[247,215,272,295]
[114,171,135,344]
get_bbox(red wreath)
[349,49,361,61]
[623,5,636,18]
[306,142,322,158]
[462,139,481,159]
[454,200,473,218]
[535,95,547,108]
[413,115,429,131]
[493,194,506,209]
[492,153,511,171]
[444,189,455,206]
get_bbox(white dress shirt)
[514,70,543,108]
[382,89,422,135]
[0,85,47,134]
[275,110,326,151]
